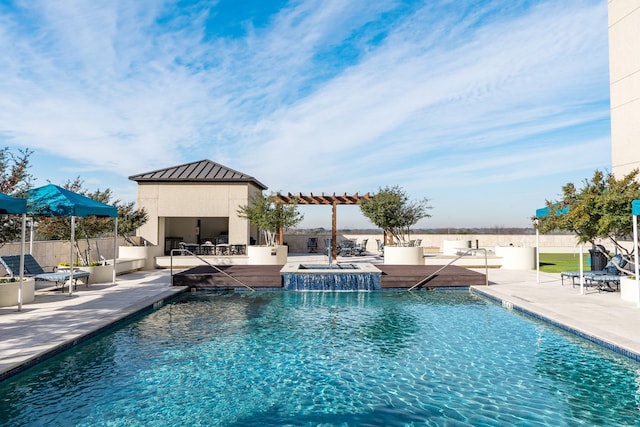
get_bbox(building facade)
[609,1,640,177]
[129,160,266,255]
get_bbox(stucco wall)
[136,181,260,247]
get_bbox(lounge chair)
[584,274,622,292]
[560,254,627,289]
[0,254,90,289]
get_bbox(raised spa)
[280,262,381,291]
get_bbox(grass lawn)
[539,253,591,273]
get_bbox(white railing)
[170,248,255,292]
[408,248,489,291]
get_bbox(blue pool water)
[1,291,639,426]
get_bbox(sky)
[0,0,612,229]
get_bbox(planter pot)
[441,240,472,256]
[80,265,114,284]
[0,278,35,307]
[495,246,536,270]
[620,276,639,303]
[384,246,424,265]
[247,245,288,265]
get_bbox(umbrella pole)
[633,213,639,308]
[69,216,75,296]
[18,213,26,311]
[112,217,117,284]
[536,227,540,284]
[579,244,584,295]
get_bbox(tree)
[36,178,148,264]
[117,201,149,246]
[0,147,34,246]
[237,192,304,246]
[536,169,640,261]
[359,185,432,246]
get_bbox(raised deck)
[172,264,486,289]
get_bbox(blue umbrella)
[26,185,118,294]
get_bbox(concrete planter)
[0,278,35,307]
[620,276,639,303]
[80,265,113,284]
[441,240,472,256]
[119,245,160,270]
[495,246,536,270]
[384,246,424,265]
[247,245,288,265]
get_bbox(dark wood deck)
[172,264,486,289]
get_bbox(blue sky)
[0,0,611,229]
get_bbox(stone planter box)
[119,245,160,270]
[620,276,639,303]
[80,265,114,284]
[247,245,288,265]
[0,278,35,307]
[384,246,424,265]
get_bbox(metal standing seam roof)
[128,159,268,189]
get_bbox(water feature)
[1,291,638,426]
[281,262,381,290]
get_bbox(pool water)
[1,291,639,426]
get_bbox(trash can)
[589,246,608,271]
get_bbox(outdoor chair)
[0,254,90,289]
[306,238,318,253]
[376,239,384,256]
[337,240,355,256]
[561,253,627,289]
[353,239,368,256]
[584,274,622,292]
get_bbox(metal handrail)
[408,248,489,291]
[170,248,255,292]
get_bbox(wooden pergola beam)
[275,192,372,259]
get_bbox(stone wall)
[0,237,123,270]
[282,232,629,255]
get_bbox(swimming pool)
[1,290,639,426]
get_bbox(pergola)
[276,192,371,259]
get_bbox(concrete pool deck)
[474,268,640,362]
[1,263,640,382]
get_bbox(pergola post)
[332,202,337,260]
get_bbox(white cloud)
[0,0,610,226]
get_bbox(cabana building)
[129,160,267,256]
